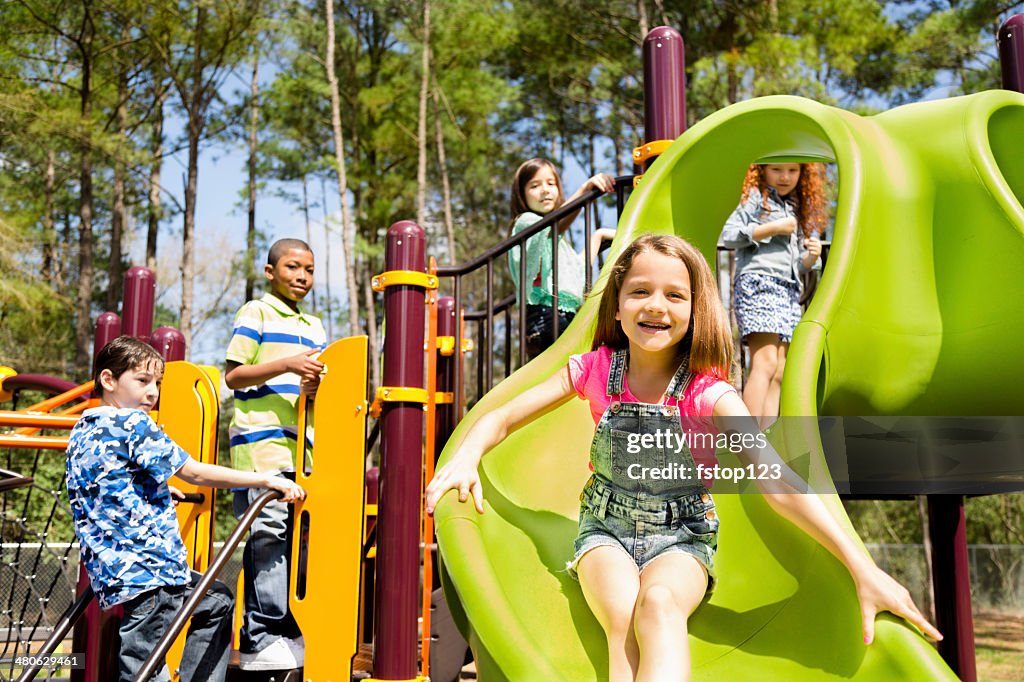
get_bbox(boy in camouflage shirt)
[66,336,305,682]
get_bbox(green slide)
[434,91,1024,680]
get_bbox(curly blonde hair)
[741,163,827,238]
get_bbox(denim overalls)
[568,349,719,592]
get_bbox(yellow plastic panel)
[290,336,368,680]
[159,361,221,677]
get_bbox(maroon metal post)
[642,26,687,170]
[373,220,427,680]
[93,313,121,361]
[71,567,121,682]
[435,296,457,459]
[121,266,155,338]
[927,495,977,681]
[151,327,186,362]
[999,14,1024,92]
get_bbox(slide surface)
[435,91,1024,680]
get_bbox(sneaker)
[237,637,305,671]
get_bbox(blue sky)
[139,95,619,364]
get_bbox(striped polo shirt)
[227,292,326,473]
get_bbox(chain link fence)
[868,543,1024,614]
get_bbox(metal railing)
[436,176,633,404]
[134,489,283,682]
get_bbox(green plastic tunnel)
[433,91,1024,680]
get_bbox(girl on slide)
[426,234,939,682]
[721,163,826,428]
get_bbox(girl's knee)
[749,354,779,379]
[601,608,636,642]
[770,357,787,383]
[635,585,684,625]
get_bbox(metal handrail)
[0,469,34,494]
[14,585,95,682]
[435,175,633,403]
[134,489,284,681]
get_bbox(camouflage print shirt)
[66,406,191,609]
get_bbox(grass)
[975,609,1024,681]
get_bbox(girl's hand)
[775,216,798,236]
[585,173,615,194]
[803,235,822,258]
[855,564,942,644]
[425,457,485,516]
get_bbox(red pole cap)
[150,327,186,362]
[643,26,687,152]
[999,14,1024,93]
[94,312,122,362]
[122,266,156,338]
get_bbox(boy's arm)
[224,350,323,390]
[175,458,305,502]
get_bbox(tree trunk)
[637,0,648,38]
[325,0,360,336]
[301,175,315,312]
[147,83,166,272]
[245,53,260,302]
[431,82,455,264]
[74,10,96,373]
[918,495,936,624]
[43,149,56,286]
[107,52,129,312]
[363,263,380,388]
[180,4,208,357]
[320,177,333,339]
[416,0,430,227]
[654,0,666,27]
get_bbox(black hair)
[267,238,313,266]
[93,336,164,397]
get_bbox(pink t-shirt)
[568,345,737,472]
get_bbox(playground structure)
[0,15,1023,682]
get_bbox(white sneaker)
[237,637,305,671]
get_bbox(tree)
[141,0,267,356]
[324,0,361,339]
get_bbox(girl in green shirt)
[508,158,616,359]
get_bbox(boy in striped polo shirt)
[225,238,326,671]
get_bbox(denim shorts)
[567,476,719,594]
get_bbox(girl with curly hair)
[721,163,827,427]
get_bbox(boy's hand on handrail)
[264,476,306,503]
[168,485,186,505]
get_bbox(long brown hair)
[741,163,827,238]
[508,158,565,233]
[591,234,732,379]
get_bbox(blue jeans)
[118,572,233,682]
[233,478,302,653]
